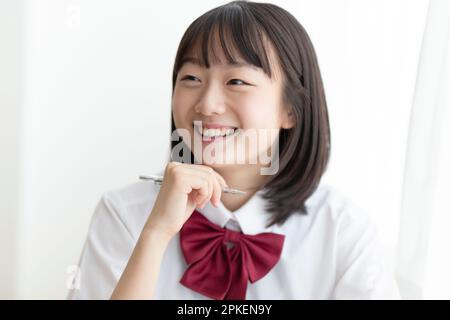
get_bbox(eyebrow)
[180,57,260,71]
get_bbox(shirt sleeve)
[66,191,135,300]
[331,206,401,299]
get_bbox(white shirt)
[67,179,401,300]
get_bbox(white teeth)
[198,127,237,138]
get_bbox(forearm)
[110,225,171,300]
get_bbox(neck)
[214,164,269,212]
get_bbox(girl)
[68,1,400,300]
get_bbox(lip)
[192,122,238,130]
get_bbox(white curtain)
[396,0,450,299]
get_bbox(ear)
[281,110,295,129]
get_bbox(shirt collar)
[195,181,328,236]
[195,189,273,235]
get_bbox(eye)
[180,75,201,82]
[227,79,248,86]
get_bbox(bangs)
[172,3,273,86]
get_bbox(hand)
[144,161,228,240]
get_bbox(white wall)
[0,0,23,299]
[0,0,429,298]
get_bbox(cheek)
[234,91,282,129]
[172,87,196,125]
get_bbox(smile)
[193,124,241,141]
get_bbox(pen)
[138,175,247,195]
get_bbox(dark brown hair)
[170,0,331,227]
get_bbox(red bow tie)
[179,210,285,300]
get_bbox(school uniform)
[67,179,401,300]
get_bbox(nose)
[195,82,226,116]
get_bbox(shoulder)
[97,180,162,241]
[104,179,160,207]
[302,182,376,236]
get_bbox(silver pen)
[138,174,247,195]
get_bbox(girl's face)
[172,47,293,168]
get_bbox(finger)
[194,167,221,208]
[197,165,228,189]
[200,176,213,208]
[189,172,212,209]
[183,173,209,206]
[210,173,222,208]
[212,170,228,188]
[165,161,182,173]
[171,165,217,208]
